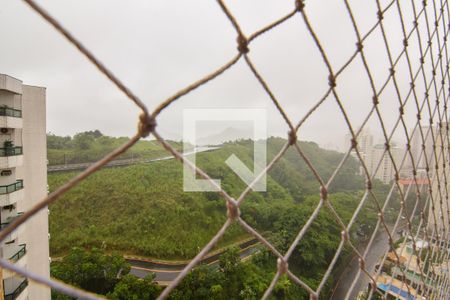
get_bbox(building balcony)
[0,147,23,168]
[0,147,23,156]
[0,107,22,129]
[3,277,28,300]
[0,212,23,230]
[0,180,24,207]
[5,244,26,262]
[3,243,27,278]
[0,107,21,118]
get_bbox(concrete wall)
[19,85,50,300]
[428,123,450,236]
[0,75,22,95]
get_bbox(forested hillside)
[48,135,388,298]
[47,130,184,165]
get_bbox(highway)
[128,239,259,284]
[48,146,219,173]
[330,222,406,299]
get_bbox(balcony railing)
[4,279,28,300]
[0,180,23,195]
[0,107,21,118]
[0,212,24,230]
[9,244,26,262]
[0,147,23,157]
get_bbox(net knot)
[309,293,318,300]
[277,258,288,274]
[372,95,379,105]
[138,113,156,138]
[366,180,372,190]
[237,35,249,54]
[420,57,425,64]
[422,0,427,7]
[295,0,305,11]
[410,82,415,89]
[320,186,328,201]
[416,113,421,120]
[384,143,390,151]
[288,130,297,145]
[351,138,357,149]
[403,39,408,47]
[226,200,240,220]
[358,258,365,269]
[399,106,404,115]
[341,230,349,242]
[377,10,384,21]
[389,67,395,76]
[328,74,336,88]
[370,280,377,292]
[356,41,363,52]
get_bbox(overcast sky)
[0,0,443,151]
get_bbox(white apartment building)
[344,129,406,184]
[0,74,50,300]
[368,144,402,184]
[429,122,450,234]
[407,125,436,174]
[345,128,374,175]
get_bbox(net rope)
[2,0,450,299]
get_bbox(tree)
[108,274,161,300]
[72,132,95,150]
[219,247,243,296]
[51,247,130,295]
[47,133,72,149]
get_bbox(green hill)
[47,130,185,165]
[48,137,373,259]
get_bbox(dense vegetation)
[47,130,185,165]
[51,247,161,300]
[48,134,392,298]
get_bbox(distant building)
[0,74,50,299]
[345,128,374,154]
[345,128,374,175]
[429,122,450,233]
[344,128,405,184]
[368,144,402,184]
[407,125,436,174]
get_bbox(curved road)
[128,239,259,284]
[330,222,406,299]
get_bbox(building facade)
[429,123,450,235]
[345,128,374,176]
[407,125,436,175]
[0,74,50,300]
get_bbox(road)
[330,223,405,299]
[48,146,219,173]
[128,239,259,284]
